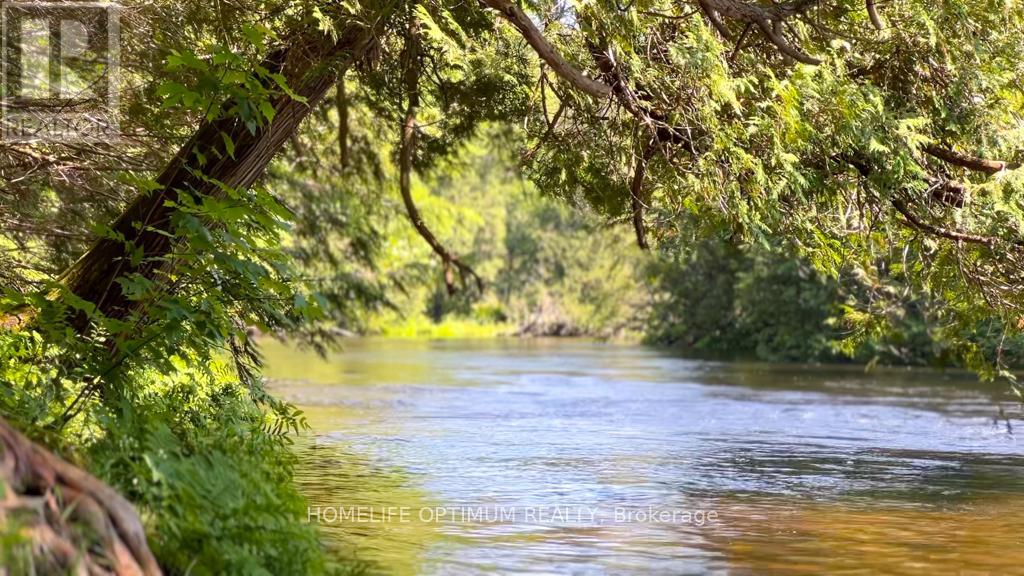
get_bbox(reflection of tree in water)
[711,493,1024,575]
[694,361,1021,420]
[701,448,1024,505]
[294,439,443,576]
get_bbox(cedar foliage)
[1,0,1023,573]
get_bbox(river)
[263,338,1024,575]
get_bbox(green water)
[264,338,1024,575]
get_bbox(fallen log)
[0,418,161,575]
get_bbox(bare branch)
[865,0,884,30]
[923,144,1021,176]
[630,143,656,250]
[399,12,484,295]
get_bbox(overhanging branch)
[840,154,1022,248]
[399,12,484,295]
[699,0,823,64]
[923,145,1021,176]
[890,198,1020,247]
[478,0,612,100]
[630,142,656,250]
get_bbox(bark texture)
[61,19,384,326]
[0,417,160,575]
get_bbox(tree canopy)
[1,0,1023,572]
[5,0,1023,369]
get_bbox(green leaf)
[221,132,236,159]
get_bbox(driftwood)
[0,418,161,575]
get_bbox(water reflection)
[266,338,1024,574]
[715,496,1024,575]
[292,405,443,575]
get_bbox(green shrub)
[645,240,1024,369]
[0,331,332,575]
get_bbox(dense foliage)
[646,240,1024,366]
[1,0,1023,572]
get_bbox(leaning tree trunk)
[60,16,385,326]
[0,10,391,575]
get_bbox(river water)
[263,338,1024,575]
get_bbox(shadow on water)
[292,404,443,576]
[266,338,1024,575]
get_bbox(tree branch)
[478,0,612,100]
[923,144,1021,176]
[755,17,820,64]
[698,0,733,39]
[480,0,703,153]
[840,152,968,208]
[399,12,484,295]
[891,198,1022,247]
[587,39,697,151]
[865,0,884,30]
[630,142,656,250]
[701,0,823,64]
[838,153,1020,246]
[336,76,349,170]
[59,16,389,328]
[521,99,565,164]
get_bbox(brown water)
[263,338,1024,575]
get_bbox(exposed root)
[0,418,162,576]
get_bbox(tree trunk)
[1,14,390,575]
[60,18,384,326]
